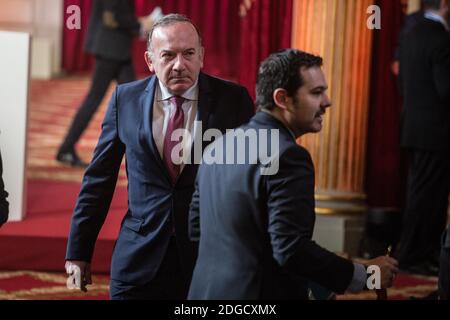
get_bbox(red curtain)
[238,0,293,99]
[62,0,242,79]
[62,0,95,73]
[365,0,406,208]
[62,0,292,89]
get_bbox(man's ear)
[144,51,154,73]
[272,88,290,111]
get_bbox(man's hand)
[65,260,92,292]
[365,256,399,289]
[139,7,164,34]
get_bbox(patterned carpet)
[27,77,127,186]
[0,270,438,300]
[0,271,109,300]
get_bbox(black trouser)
[109,237,189,300]
[439,224,450,300]
[59,56,135,153]
[396,148,450,267]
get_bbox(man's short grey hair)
[147,13,203,55]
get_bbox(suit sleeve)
[0,149,9,226]
[266,146,354,294]
[188,175,201,241]
[432,35,450,103]
[66,88,125,262]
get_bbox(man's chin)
[168,82,193,94]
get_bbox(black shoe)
[56,150,89,168]
[401,261,439,277]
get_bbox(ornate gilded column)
[292,0,375,218]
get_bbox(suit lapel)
[178,73,213,184]
[141,73,213,186]
[141,76,172,183]
[197,73,212,133]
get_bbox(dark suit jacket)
[188,112,354,300]
[0,149,8,226]
[399,18,450,151]
[394,11,425,61]
[84,0,140,61]
[66,73,254,285]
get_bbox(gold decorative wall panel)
[292,0,375,214]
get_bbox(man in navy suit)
[65,14,254,299]
[188,49,398,299]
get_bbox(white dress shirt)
[152,80,199,171]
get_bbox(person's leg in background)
[57,56,120,167]
[117,60,135,85]
[396,149,449,275]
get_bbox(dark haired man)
[188,49,398,299]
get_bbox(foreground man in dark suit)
[65,14,254,299]
[395,0,450,276]
[0,149,9,227]
[188,49,398,299]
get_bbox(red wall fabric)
[238,0,293,99]
[366,0,406,208]
[63,0,95,73]
[62,0,243,79]
[62,0,292,87]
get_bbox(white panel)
[0,31,30,221]
[31,37,53,79]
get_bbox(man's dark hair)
[147,13,203,53]
[256,49,323,111]
[422,0,442,10]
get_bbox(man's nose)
[172,54,186,72]
[322,94,332,108]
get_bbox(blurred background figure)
[0,148,9,227]
[439,223,450,299]
[395,0,450,276]
[56,0,162,167]
[391,0,425,76]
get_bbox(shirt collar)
[261,110,297,140]
[424,11,449,31]
[158,79,199,101]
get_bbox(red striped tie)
[163,96,185,185]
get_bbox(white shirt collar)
[157,79,199,101]
[424,11,449,31]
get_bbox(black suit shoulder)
[204,73,248,92]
